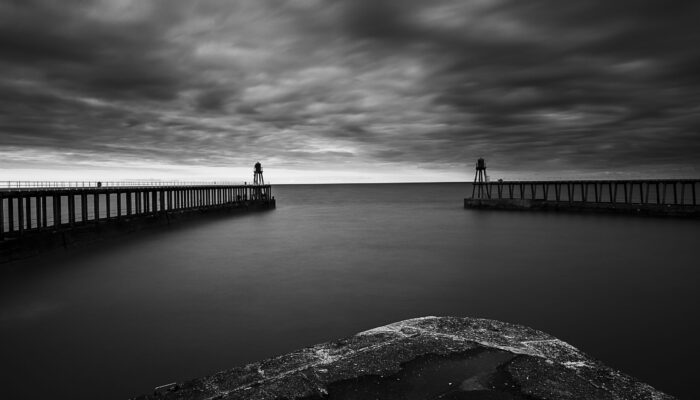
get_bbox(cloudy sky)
[1,0,699,183]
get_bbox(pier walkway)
[0,182,275,262]
[465,179,700,217]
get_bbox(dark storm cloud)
[1,0,699,178]
[0,1,188,100]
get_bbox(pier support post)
[94,193,100,223]
[54,195,61,227]
[41,195,47,228]
[93,193,100,223]
[656,183,660,205]
[644,183,650,205]
[81,193,88,223]
[17,196,24,235]
[116,191,122,219]
[673,182,678,205]
[106,192,111,219]
[35,195,41,229]
[70,195,76,225]
[8,197,15,233]
[543,183,549,201]
[594,183,599,203]
[26,196,32,229]
[0,195,4,240]
[680,182,686,205]
[662,183,667,205]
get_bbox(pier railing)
[0,180,244,189]
[472,179,699,206]
[0,184,273,240]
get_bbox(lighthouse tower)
[253,162,264,185]
[472,158,488,198]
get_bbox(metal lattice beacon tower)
[472,158,488,198]
[254,162,264,185]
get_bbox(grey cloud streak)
[1,0,699,180]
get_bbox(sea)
[0,183,697,399]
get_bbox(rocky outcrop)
[132,316,673,400]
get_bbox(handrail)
[0,180,246,189]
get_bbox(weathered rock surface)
[132,316,674,400]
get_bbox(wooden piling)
[1,184,274,245]
[35,196,41,229]
[41,196,47,228]
[81,193,88,223]
[25,196,32,229]
[126,191,132,216]
[9,197,15,232]
[467,179,699,215]
[0,195,4,240]
[18,195,25,235]
[94,193,100,224]
[54,195,61,227]
[68,194,75,226]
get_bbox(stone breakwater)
[132,316,674,400]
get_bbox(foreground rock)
[132,316,673,399]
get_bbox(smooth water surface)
[0,183,697,399]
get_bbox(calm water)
[0,183,697,399]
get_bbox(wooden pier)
[465,179,700,217]
[0,183,275,262]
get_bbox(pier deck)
[465,179,700,217]
[0,183,275,262]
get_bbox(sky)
[0,0,699,183]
